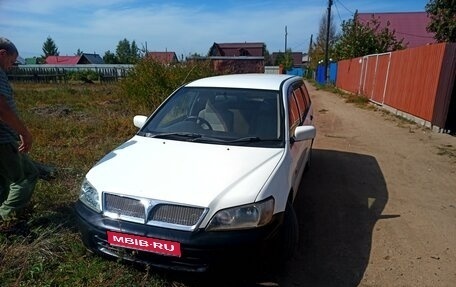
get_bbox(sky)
[0,0,430,60]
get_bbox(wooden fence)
[7,64,134,83]
[336,43,456,132]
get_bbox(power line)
[395,31,435,39]
[334,1,343,22]
[335,0,355,16]
[290,38,312,52]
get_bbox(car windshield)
[139,87,284,147]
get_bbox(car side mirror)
[293,125,316,142]
[133,115,148,129]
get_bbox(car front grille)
[149,204,204,226]
[103,193,206,230]
[105,193,145,219]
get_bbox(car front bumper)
[75,200,284,272]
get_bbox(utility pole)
[307,34,313,78]
[285,25,288,52]
[325,0,333,83]
[308,34,313,56]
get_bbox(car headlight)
[206,198,274,231]
[79,178,101,212]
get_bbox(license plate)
[107,231,181,257]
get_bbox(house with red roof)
[45,53,104,65]
[209,42,265,57]
[204,42,266,74]
[146,52,179,64]
[357,12,436,48]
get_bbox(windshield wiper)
[224,137,281,143]
[143,132,203,140]
[226,136,261,143]
[190,136,227,143]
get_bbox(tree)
[130,40,140,63]
[103,50,118,64]
[116,38,131,63]
[263,45,272,65]
[42,36,59,58]
[274,49,294,71]
[309,12,339,69]
[75,49,84,56]
[426,0,456,42]
[333,12,405,60]
[115,38,142,63]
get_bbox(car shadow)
[276,148,389,287]
[170,148,390,287]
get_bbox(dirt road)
[277,83,456,287]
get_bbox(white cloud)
[0,0,429,58]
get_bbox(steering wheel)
[185,116,213,130]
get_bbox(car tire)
[304,143,314,172]
[281,200,299,260]
[262,201,299,272]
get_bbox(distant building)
[206,42,264,74]
[208,42,265,57]
[45,56,79,65]
[15,56,25,65]
[25,57,40,65]
[146,52,179,64]
[357,12,436,48]
[45,53,104,65]
[81,53,104,64]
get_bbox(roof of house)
[209,42,265,57]
[146,52,179,64]
[83,53,104,64]
[45,53,104,65]
[45,56,81,65]
[357,12,436,48]
[15,56,25,65]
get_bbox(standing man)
[0,37,38,222]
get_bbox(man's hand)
[0,95,33,153]
[18,130,33,153]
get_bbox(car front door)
[288,81,313,195]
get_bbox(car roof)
[185,73,300,91]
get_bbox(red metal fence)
[336,43,456,131]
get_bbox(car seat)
[198,97,233,132]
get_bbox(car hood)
[86,135,284,208]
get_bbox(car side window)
[288,90,300,136]
[293,89,305,114]
[293,84,310,124]
[301,83,311,110]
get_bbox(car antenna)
[181,64,197,85]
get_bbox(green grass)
[0,83,188,287]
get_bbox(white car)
[75,73,316,272]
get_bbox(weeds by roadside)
[308,80,371,108]
[0,82,181,286]
[308,81,456,163]
[437,144,456,161]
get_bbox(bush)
[119,59,214,112]
[67,70,100,82]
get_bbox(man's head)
[0,37,18,71]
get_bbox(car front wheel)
[267,200,299,268]
[281,200,299,260]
